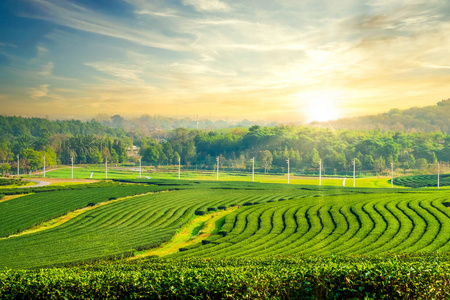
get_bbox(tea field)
[394,173,450,188]
[0,178,449,298]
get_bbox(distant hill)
[311,99,450,133]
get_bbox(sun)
[303,91,342,123]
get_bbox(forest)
[0,113,448,176]
[315,99,450,133]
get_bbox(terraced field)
[0,182,324,268]
[394,174,450,188]
[1,179,449,269]
[174,191,450,258]
[0,184,156,237]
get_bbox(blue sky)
[1,0,450,122]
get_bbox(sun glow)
[303,91,342,123]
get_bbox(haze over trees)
[312,99,450,134]
[0,100,449,175]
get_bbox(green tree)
[0,163,11,175]
[308,148,321,168]
[172,151,180,165]
[363,155,374,170]
[22,148,43,171]
[416,158,428,171]
[162,142,174,165]
[259,150,273,173]
[374,156,385,173]
[183,141,196,166]
[401,154,416,174]
[143,146,160,166]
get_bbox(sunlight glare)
[303,91,342,123]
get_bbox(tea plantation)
[0,179,449,298]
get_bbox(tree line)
[0,116,449,175]
[139,125,449,175]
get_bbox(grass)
[39,165,393,188]
[132,207,237,258]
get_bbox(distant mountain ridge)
[311,99,450,133]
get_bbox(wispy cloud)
[1,0,449,120]
[84,61,144,82]
[182,0,231,12]
[39,62,54,75]
[29,84,50,99]
[23,0,191,51]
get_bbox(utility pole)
[105,157,108,179]
[17,154,19,177]
[178,157,181,180]
[437,162,440,189]
[287,158,290,184]
[139,157,142,179]
[391,162,394,188]
[43,155,46,178]
[319,159,322,186]
[251,157,255,182]
[71,156,74,179]
[196,114,199,130]
[353,159,356,188]
[216,156,219,181]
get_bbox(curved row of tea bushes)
[175,192,450,258]
[0,188,315,268]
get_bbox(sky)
[0,0,450,123]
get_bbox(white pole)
[216,156,219,181]
[71,156,74,179]
[287,158,290,184]
[139,157,141,179]
[319,159,322,186]
[44,155,46,178]
[252,157,255,182]
[178,157,181,180]
[353,159,355,188]
[437,162,440,189]
[105,157,108,179]
[17,154,19,177]
[391,162,393,188]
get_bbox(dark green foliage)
[394,174,450,187]
[175,190,450,259]
[0,255,449,299]
[1,178,449,269]
[0,183,156,237]
[0,178,26,186]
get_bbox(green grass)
[41,165,393,188]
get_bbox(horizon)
[1,1,450,122]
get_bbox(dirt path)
[23,179,51,188]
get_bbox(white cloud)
[182,0,230,12]
[29,84,50,99]
[24,0,190,51]
[84,61,143,81]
